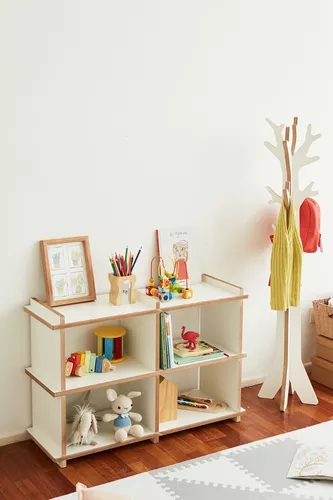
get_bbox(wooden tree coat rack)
[259,116,321,411]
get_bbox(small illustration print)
[53,274,68,297]
[49,246,65,270]
[68,244,83,268]
[71,271,87,296]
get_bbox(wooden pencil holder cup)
[108,274,136,306]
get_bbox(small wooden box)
[159,376,177,423]
[311,355,333,389]
[316,335,333,363]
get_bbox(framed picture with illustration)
[156,226,202,287]
[40,236,96,306]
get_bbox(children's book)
[174,350,224,365]
[173,340,221,358]
[287,445,333,480]
[164,312,174,368]
[156,227,201,286]
[160,313,168,369]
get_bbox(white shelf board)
[65,357,155,393]
[66,410,155,459]
[159,406,245,434]
[27,426,62,460]
[25,293,157,330]
[137,282,244,311]
[161,347,246,374]
[26,357,156,396]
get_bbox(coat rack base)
[258,309,318,410]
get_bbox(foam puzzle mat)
[54,421,333,500]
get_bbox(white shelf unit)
[24,274,247,467]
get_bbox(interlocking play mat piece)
[54,421,333,500]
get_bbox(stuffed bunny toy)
[103,389,144,442]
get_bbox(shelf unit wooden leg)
[56,459,67,468]
[151,436,159,444]
[232,416,241,423]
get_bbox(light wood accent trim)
[26,350,246,397]
[161,294,249,312]
[56,309,158,330]
[61,396,66,457]
[60,371,157,396]
[283,141,292,183]
[285,126,290,142]
[60,317,65,391]
[24,308,157,330]
[32,297,64,318]
[40,236,96,307]
[202,273,244,292]
[291,116,298,156]
[23,307,56,330]
[237,359,242,411]
[155,374,159,433]
[159,352,246,375]
[239,299,244,355]
[27,431,61,461]
[159,409,246,436]
[62,433,159,461]
[25,369,56,397]
[155,312,160,372]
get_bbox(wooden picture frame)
[40,236,96,307]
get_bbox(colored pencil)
[112,257,121,276]
[124,246,128,273]
[109,248,141,276]
[131,246,142,272]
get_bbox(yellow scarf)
[270,197,303,311]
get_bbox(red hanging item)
[299,198,322,253]
[268,197,322,286]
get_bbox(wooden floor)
[1,382,333,499]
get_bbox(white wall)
[1,0,333,439]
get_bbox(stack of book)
[160,312,174,369]
[159,312,225,369]
[173,340,224,365]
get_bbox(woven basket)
[312,298,333,339]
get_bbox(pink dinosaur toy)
[180,325,200,350]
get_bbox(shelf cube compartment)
[65,375,158,459]
[159,359,243,434]
[65,314,157,393]
[162,300,243,371]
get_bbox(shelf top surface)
[24,293,157,329]
[24,275,247,329]
[138,280,247,310]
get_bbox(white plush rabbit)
[103,389,144,443]
[69,403,98,446]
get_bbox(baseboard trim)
[241,362,313,389]
[241,375,265,388]
[0,431,29,447]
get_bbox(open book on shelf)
[287,445,333,480]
